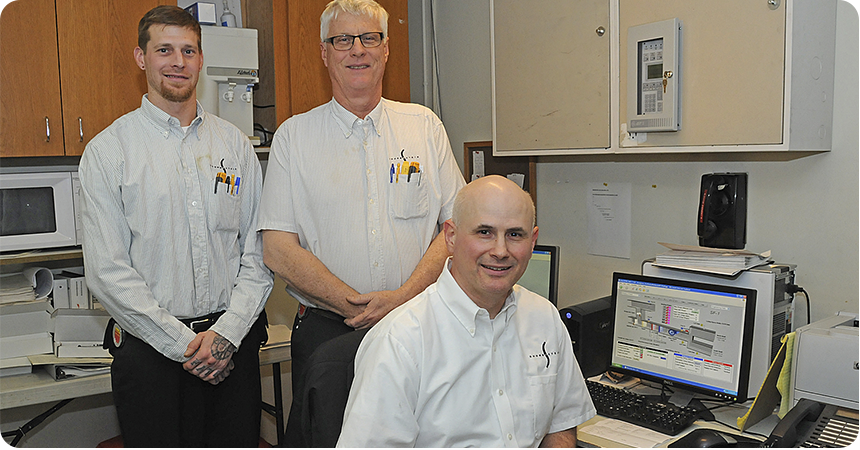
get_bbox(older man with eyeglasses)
[257,0,465,446]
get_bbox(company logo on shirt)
[529,341,559,369]
[211,159,240,196]
[389,149,421,184]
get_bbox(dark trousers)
[109,315,267,447]
[282,309,353,447]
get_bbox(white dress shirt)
[79,95,273,361]
[337,260,597,447]
[257,98,465,307]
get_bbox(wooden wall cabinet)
[0,0,168,158]
[491,0,611,155]
[491,0,837,156]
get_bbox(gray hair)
[320,0,389,41]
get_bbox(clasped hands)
[182,330,236,385]
[344,290,404,329]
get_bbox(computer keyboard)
[586,380,700,436]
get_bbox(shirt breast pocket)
[529,374,557,439]
[389,177,429,219]
[209,192,241,232]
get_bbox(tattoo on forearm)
[211,336,236,360]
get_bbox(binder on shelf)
[52,278,70,309]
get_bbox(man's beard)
[159,82,195,103]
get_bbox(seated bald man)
[337,175,596,448]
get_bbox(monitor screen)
[518,245,559,306]
[609,272,757,402]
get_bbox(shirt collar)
[437,258,519,337]
[329,97,384,139]
[140,94,205,139]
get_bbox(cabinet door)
[55,0,169,156]
[0,0,65,157]
[274,0,410,121]
[492,0,611,154]
[618,0,786,149]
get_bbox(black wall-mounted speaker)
[697,172,748,249]
[559,296,613,378]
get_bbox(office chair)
[300,328,369,448]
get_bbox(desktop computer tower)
[559,296,613,378]
[642,262,796,399]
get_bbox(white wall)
[424,0,859,323]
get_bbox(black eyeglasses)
[324,32,384,51]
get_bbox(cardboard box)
[54,341,110,358]
[185,2,217,25]
[0,332,53,359]
[51,308,110,342]
[0,301,52,338]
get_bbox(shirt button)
[192,201,198,207]
[369,198,375,204]
[507,434,513,440]
[366,169,372,175]
[371,229,377,235]
[373,262,379,267]
[493,346,497,352]
[498,389,503,396]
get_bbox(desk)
[0,325,291,446]
[577,381,782,448]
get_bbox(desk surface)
[577,380,782,448]
[0,325,291,410]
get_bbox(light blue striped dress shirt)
[79,95,273,362]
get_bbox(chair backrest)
[300,328,369,448]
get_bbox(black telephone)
[765,399,859,448]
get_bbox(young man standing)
[79,6,272,447]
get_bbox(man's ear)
[530,226,539,250]
[134,47,145,70]
[320,42,329,67]
[443,219,456,254]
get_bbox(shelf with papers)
[0,248,82,267]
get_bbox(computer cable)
[787,283,810,326]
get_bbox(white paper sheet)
[587,182,632,259]
[580,418,673,447]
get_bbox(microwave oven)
[0,171,82,252]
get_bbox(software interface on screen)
[517,247,556,305]
[611,274,753,398]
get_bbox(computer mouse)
[668,428,763,448]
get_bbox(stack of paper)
[0,273,36,304]
[653,243,772,276]
[0,267,54,305]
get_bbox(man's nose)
[170,52,185,67]
[489,237,510,259]
[350,37,368,55]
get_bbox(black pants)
[109,314,268,447]
[282,309,353,447]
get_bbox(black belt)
[180,311,225,333]
[297,304,346,323]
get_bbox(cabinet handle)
[45,117,51,142]
[78,117,84,142]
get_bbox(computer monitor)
[609,272,757,402]
[517,244,559,306]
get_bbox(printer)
[789,312,859,410]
